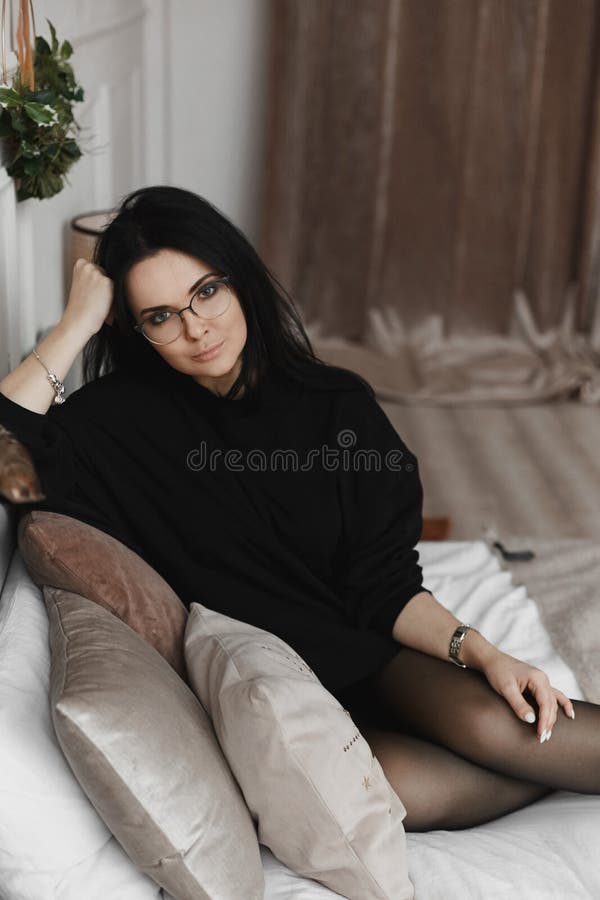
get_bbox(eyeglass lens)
[141,279,231,344]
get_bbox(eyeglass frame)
[132,274,232,345]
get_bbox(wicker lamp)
[69,210,117,269]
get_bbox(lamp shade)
[69,210,118,271]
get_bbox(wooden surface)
[421,517,451,541]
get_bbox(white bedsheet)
[402,540,599,900]
[238,539,600,900]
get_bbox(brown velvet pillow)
[17,510,188,679]
[0,423,45,503]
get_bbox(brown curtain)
[259,0,600,405]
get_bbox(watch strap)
[449,623,476,668]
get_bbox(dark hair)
[83,185,374,400]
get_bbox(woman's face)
[125,248,248,396]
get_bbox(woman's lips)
[191,339,226,361]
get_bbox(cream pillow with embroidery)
[184,602,414,900]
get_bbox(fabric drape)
[260,0,600,405]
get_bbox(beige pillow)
[44,585,265,900]
[184,602,414,900]
[18,510,187,679]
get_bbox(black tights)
[338,647,600,832]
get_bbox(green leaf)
[35,36,51,56]
[62,141,81,159]
[9,112,27,133]
[60,40,73,59]
[23,157,43,175]
[32,89,56,105]
[23,102,55,125]
[47,19,59,53]
[0,87,22,107]
[11,148,24,163]
[15,185,27,202]
[0,112,14,137]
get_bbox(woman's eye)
[197,283,217,299]
[150,311,170,325]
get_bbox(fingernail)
[570,709,575,720]
[539,729,548,744]
[546,730,552,741]
[524,711,536,723]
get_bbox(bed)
[255,538,600,900]
[1,501,598,899]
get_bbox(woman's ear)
[104,303,116,327]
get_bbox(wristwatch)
[449,623,477,668]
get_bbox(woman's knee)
[371,647,508,745]
[355,723,554,832]
[356,725,461,831]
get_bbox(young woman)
[1,186,598,832]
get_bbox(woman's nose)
[180,307,208,339]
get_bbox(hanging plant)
[0,1,85,201]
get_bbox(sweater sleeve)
[0,386,149,557]
[333,389,432,640]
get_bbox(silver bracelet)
[31,348,66,404]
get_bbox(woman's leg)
[364,647,600,795]
[352,724,554,831]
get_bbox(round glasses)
[133,275,232,345]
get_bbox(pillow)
[17,510,187,678]
[44,584,265,900]
[0,423,45,503]
[184,603,415,900]
[0,550,162,900]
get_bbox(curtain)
[259,0,600,405]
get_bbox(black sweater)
[0,362,430,697]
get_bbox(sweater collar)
[143,361,294,414]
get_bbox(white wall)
[0,0,271,383]
[0,0,149,383]
[165,0,271,243]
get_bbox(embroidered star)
[362,776,372,790]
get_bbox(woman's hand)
[481,649,576,742]
[61,258,116,338]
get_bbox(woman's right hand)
[61,258,116,337]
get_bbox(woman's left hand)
[480,649,575,742]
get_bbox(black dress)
[0,361,431,699]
